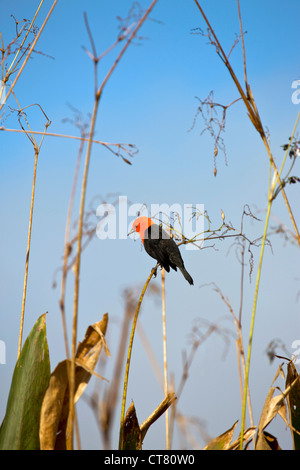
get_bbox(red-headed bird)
[129,216,193,285]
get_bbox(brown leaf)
[257,387,285,432]
[122,401,142,450]
[39,360,69,450]
[120,393,176,450]
[203,420,238,450]
[255,365,289,450]
[74,315,109,402]
[256,430,281,450]
[39,313,109,450]
[122,156,132,165]
[286,362,300,449]
[228,426,256,450]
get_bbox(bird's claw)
[152,265,158,278]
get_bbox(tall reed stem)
[161,269,170,449]
[66,95,100,450]
[18,150,38,358]
[240,111,300,448]
[119,267,157,449]
[239,200,271,448]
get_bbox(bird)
[129,216,194,285]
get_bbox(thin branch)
[211,283,254,428]
[237,0,248,88]
[59,124,87,361]
[189,92,242,174]
[6,1,44,79]
[0,127,137,162]
[140,392,177,441]
[17,108,51,358]
[193,0,300,244]
[96,1,158,101]
[83,12,98,97]
[67,95,99,450]
[0,126,130,146]
[18,150,38,359]
[0,0,58,113]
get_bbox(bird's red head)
[130,216,153,243]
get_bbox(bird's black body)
[143,224,194,285]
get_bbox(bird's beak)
[127,227,136,236]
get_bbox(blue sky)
[1,0,300,450]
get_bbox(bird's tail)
[179,267,194,285]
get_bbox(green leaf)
[0,314,50,450]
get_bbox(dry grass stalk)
[17,104,51,358]
[68,1,159,449]
[0,0,58,114]
[1,2,56,359]
[193,0,300,245]
[192,0,300,449]
[161,268,171,449]
[119,265,158,449]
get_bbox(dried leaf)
[247,111,260,133]
[228,426,256,450]
[256,386,284,437]
[286,362,300,450]
[122,401,142,450]
[247,84,258,114]
[74,315,109,402]
[120,393,176,450]
[39,360,69,450]
[39,313,108,450]
[256,430,281,450]
[122,156,132,165]
[255,368,289,450]
[203,420,238,450]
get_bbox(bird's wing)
[143,225,173,270]
[144,224,170,241]
[163,238,185,269]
